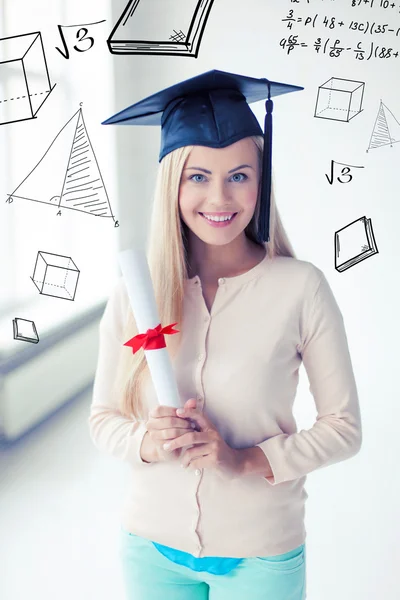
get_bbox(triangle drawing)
[367,100,400,151]
[7,108,117,223]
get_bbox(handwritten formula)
[281,1,400,60]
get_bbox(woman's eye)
[190,174,206,183]
[231,173,247,182]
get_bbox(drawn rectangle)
[13,318,39,344]
[108,0,214,57]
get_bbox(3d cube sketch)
[31,251,80,301]
[334,216,378,272]
[13,317,39,344]
[0,31,56,126]
[315,77,365,122]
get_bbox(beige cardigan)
[88,254,362,557]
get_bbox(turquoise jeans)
[119,528,307,600]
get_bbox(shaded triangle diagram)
[367,100,400,151]
[7,108,117,223]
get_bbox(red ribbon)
[123,322,180,354]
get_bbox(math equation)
[281,1,400,60]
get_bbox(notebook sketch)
[334,216,378,272]
[13,318,39,344]
[107,0,215,57]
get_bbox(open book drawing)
[107,0,215,57]
[335,216,378,272]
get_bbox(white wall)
[110,1,400,599]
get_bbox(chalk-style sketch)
[367,100,400,152]
[334,216,378,273]
[0,32,55,126]
[7,107,118,225]
[31,251,80,301]
[13,318,39,344]
[315,77,365,122]
[108,0,215,57]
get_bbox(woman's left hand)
[163,398,244,481]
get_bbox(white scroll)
[118,247,181,408]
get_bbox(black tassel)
[258,82,273,243]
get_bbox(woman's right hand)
[142,405,197,463]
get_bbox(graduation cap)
[102,70,303,242]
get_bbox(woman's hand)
[163,398,244,481]
[144,403,197,462]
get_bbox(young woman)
[89,70,362,600]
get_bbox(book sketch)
[334,216,378,273]
[107,0,215,57]
[12,318,39,344]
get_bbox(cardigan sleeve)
[87,278,155,467]
[256,269,362,485]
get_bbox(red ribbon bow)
[123,322,180,354]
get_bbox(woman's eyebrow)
[184,164,254,174]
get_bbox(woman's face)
[178,137,259,246]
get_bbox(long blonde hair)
[113,135,296,421]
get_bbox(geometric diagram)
[367,100,400,152]
[334,216,378,272]
[31,251,80,301]
[0,32,56,126]
[6,107,118,225]
[12,317,39,344]
[107,0,215,57]
[315,77,365,122]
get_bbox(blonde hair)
[113,135,296,421]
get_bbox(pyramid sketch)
[367,100,400,151]
[7,108,117,224]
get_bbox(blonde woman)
[89,70,362,600]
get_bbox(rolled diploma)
[118,248,181,409]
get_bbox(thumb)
[185,398,197,409]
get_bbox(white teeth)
[202,214,234,222]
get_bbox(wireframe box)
[0,32,55,126]
[31,251,80,301]
[315,77,365,122]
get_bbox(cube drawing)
[0,32,55,126]
[315,77,365,122]
[31,251,80,301]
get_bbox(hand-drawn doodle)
[56,20,106,60]
[107,0,215,57]
[31,251,80,301]
[325,160,364,185]
[6,107,118,225]
[12,318,39,344]
[315,77,365,122]
[0,32,55,126]
[367,100,400,152]
[334,216,378,273]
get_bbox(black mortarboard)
[102,70,303,242]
